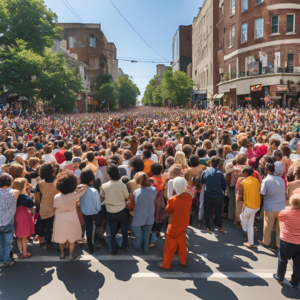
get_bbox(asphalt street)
[0,218,299,300]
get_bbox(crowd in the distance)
[0,105,299,288]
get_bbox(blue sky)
[43,0,204,101]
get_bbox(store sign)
[276,85,288,92]
[264,96,270,102]
[245,97,251,100]
[251,84,262,92]
[289,85,299,92]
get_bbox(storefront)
[250,84,265,108]
[237,94,251,108]
[213,93,224,107]
[192,91,207,109]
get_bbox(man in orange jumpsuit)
[158,177,192,269]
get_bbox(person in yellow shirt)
[239,166,261,248]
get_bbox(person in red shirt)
[158,177,192,269]
[274,193,300,288]
[54,140,66,164]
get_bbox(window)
[241,0,248,12]
[230,25,235,47]
[256,0,264,4]
[231,68,236,79]
[241,23,247,42]
[288,53,294,67]
[89,35,96,47]
[271,16,279,34]
[231,0,235,16]
[69,37,75,48]
[286,14,295,33]
[255,18,263,38]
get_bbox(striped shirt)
[0,188,16,226]
[278,207,300,245]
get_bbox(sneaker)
[289,281,300,289]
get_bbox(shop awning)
[213,94,218,99]
[214,94,224,100]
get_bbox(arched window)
[89,35,96,48]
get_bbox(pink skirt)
[15,206,35,238]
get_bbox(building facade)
[192,0,219,108]
[172,25,192,74]
[217,0,300,109]
[58,23,118,112]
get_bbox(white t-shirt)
[42,154,57,163]
[150,153,158,163]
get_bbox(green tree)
[34,49,82,112]
[94,74,112,89]
[0,0,62,54]
[153,84,163,106]
[115,76,140,107]
[0,40,43,98]
[141,78,156,106]
[161,69,194,106]
[95,83,117,110]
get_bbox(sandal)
[258,240,269,247]
[273,243,279,250]
[22,252,32,258]
[206,228,210,233]
[69,253,77,261]
[60,254,65,259]
[197,221,201,228]
[149,244,156,248]
[218,227,225,234]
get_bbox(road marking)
[132,271,293,279]
[12,254,208,262]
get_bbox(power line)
[108,0,168,62]
[61,0,84,23]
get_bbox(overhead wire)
[61,0,84,23]
[108,0,168,62]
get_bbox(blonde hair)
[28,157,39,169]
[174,151,188,171]
[12,177,27,192]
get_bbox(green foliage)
[0,0,62,54]
[95,83,117,110]
[95,74,112,89]
[0,40,43,98]
[115,76,140,107]
[142,70,194,107]
[160,69,194,106]
[34,48,82,112]
[221,72,229,82]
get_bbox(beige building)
[192,0,219,107]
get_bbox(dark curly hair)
[0,173,13,187]
[150,163,163,176]
[128,156,144,172]
[80,168,95,185]
[56,170,78,195]
[107,164,121,181]
[182,144,193,158]
[40,161,59,179]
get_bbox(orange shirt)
[166,193,192,238]
[143,159,153,174]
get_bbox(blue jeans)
[0,220,15,264]
[107,209,128,254]
[132,225,153,253]
[277,239,300,284]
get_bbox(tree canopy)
[0,0,83,112]
[142,69,194,107]
[115,76,140,107]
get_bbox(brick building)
[216,0,300,108]
[58,23,118,112]
[172,25,192,74]
[192,0,220,108]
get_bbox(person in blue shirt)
[79,168,102,254]
[201,156,227,233]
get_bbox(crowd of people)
[0,105,299,289]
